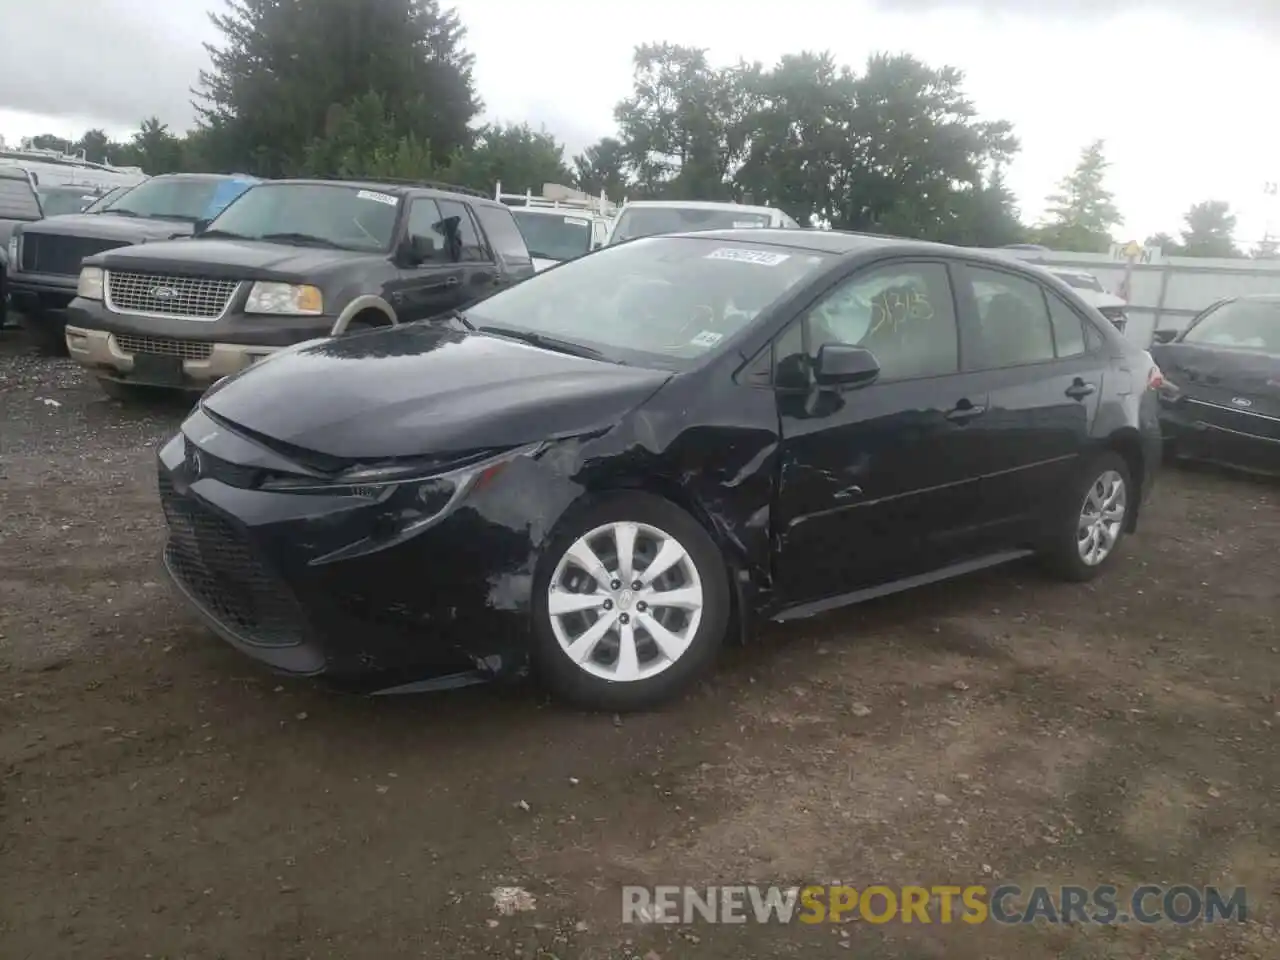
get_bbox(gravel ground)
[2,323,1279,959]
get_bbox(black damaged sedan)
[158,229,1163,710]
[1151,294,1280,475]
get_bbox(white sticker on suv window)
[564,216,589,226]
[690,330,724,347]
[357,190,397,207]
[705,247,789,266]
[733,220,763,228]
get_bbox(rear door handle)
[1065,380,1096,400]
[945,399,986,422]
[442,275,461,288]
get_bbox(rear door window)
[437,199,491,262]
[963,267,1057,369]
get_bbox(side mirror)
[1152,329,1178,345]
[815,343,880,388]
[193,218,211,236]
[402,234,439,265]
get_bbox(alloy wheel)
[1077,469,1126,566]
[547,521,704,682]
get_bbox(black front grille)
[159,473,306,647]
[20,233,126,276]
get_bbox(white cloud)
[3,0,1278,243]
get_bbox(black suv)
[10,173,259,353]
[65,178,536,397]
[0,166,44,330]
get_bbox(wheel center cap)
[616,589,634,610]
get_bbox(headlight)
[77,266,104,300]
[245,281,323,316]
[6,234,17,265]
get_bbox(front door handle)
[945,399,986,422]
[442,275,460,288]
[1065,379,1096,400]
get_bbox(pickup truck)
[0,166,43,331]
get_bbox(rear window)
[0,175,42,221]
[472,204,531,263]
[610,206,773,243]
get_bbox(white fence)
[983,247,1280,347]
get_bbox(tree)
[73,129,112,164]
[614,43,755,200]
[1179,200,1238,258]
[439,123,572,195]
[946,165,1026,247]
[1144,231,1179,254]
[195,0,481,176]
[572,137,631,202]
[1036,139,1122,253]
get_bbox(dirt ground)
[1,322,1278,960]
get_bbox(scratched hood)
[200,322,672,461]
[1152,342,1280,417]
[21,211,193,243]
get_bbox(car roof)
[659,227,1040,265]
[272,178,501,206]
[620,199,787,216]
[0,166,33,181]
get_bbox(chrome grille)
[115,334,213,361]
[106,271,239,320]
[160,472,306,648]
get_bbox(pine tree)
[1037,139,1123,252]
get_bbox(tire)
[26,310,68,356]
[530,492,731,711]
[1041,451,1133,583]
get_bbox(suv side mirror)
[401,234,440,265]
[1152,329,1178,345]
[815,343,880,388]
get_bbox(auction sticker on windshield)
[706,248,790,266]
[565,217,589,226]
[689,330,725,347]
[357,190,398,207]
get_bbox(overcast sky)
[2,0,1279,243]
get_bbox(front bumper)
[66,297,335,389]
[7,271,77,309]
[1160,397,1280,476]
[155,417,558,684]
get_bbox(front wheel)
[531,493,730,711]
[1041,452,1133,582]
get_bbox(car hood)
[94,237,373,280]
[1152,341,1280,413]
[200,322,673,462]
[22,212,192,242]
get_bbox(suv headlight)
[77,266,104,300]
[7,234,18,266]
[245,281,323,316]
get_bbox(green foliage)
[439,123,573,196]
[1035,140,1122,253]
[572,137,631,202]
[1144,232,1179,254]
[1179,200,1239,258]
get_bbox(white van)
[606,200,801,246]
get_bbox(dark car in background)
[0,166,44,330]
[8,172,259,353]
[37,184,115,218]
[155,229,1162,710]
[66,178,535,397]
[1152,294,1280,475]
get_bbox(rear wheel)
[1041,452,1132,582]
[531,493,730,711]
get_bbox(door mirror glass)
[815,343,880,387]
[405,234,440,265]
[1152,328,1178,344]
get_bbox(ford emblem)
[150,286,177,300]
[1230,397,1253,408]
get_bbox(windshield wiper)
[260,232,344,249]
[436,309,476,331]
[103,208,141,218]
[477,325,605,360]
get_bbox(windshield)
[206,183,399,252]
[511,209,592,261]
[39,187,99,217]
[84,186,126,213]
[463,236,829,368]
[1182,299,1280,354]
[1052,270,1104,292]
[0,176,41,220]
[101,177,242,222]
[610,206,773,243]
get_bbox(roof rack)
[368,177,489,198]
[494,181,618,217]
